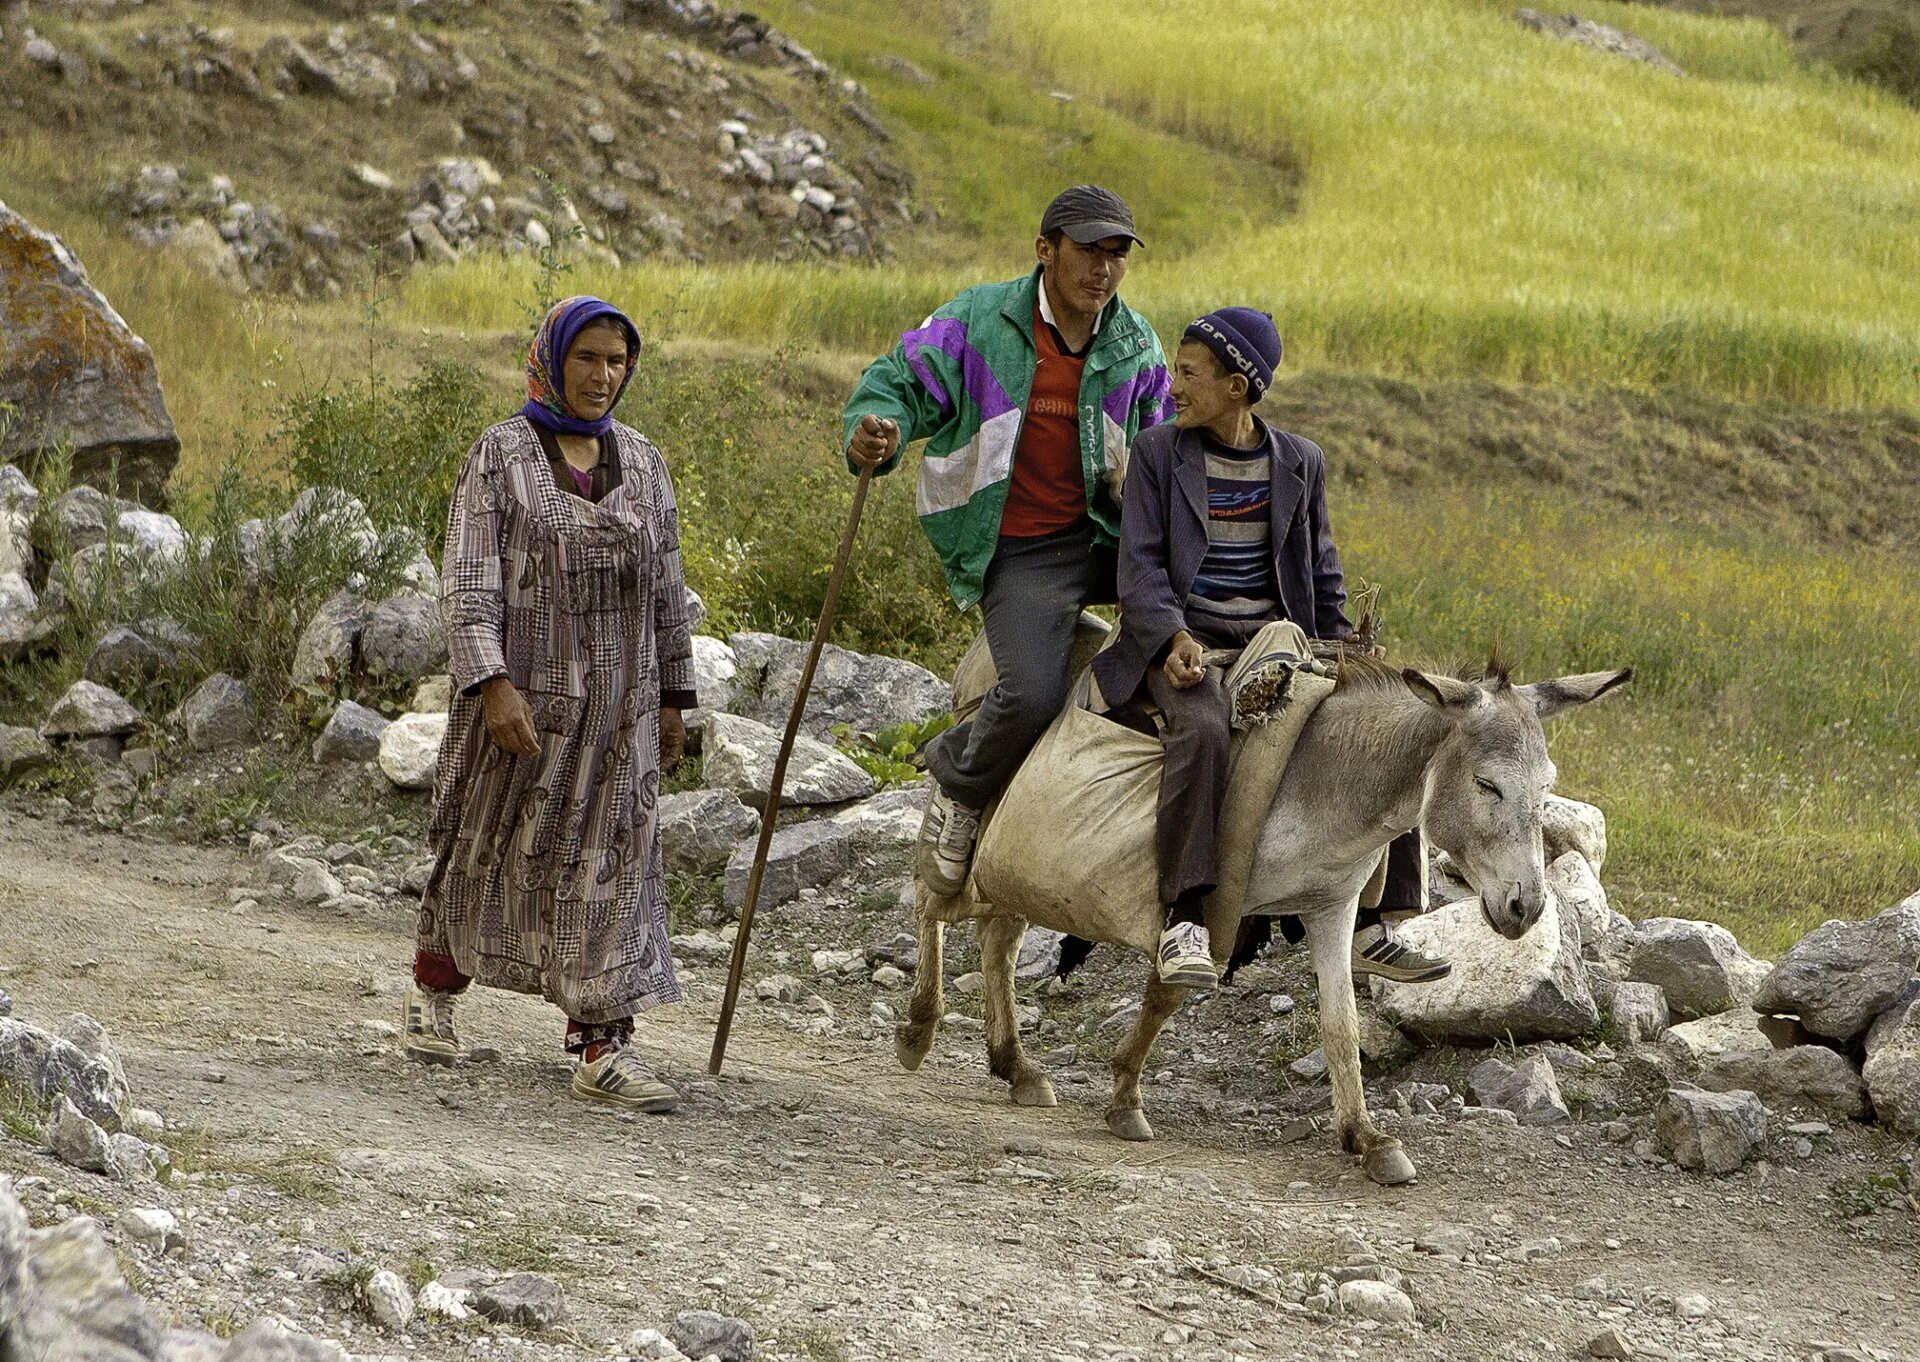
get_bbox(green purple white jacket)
[843,265,1172,609]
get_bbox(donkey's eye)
[1475,778,1504,800]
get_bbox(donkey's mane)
[1333,645,1518,696]
[1331,651,1405,694]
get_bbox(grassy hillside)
[969,0,1920,407]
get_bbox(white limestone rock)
[378,711,446,791]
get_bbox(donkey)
[893,653,1631,1186]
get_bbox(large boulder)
[45,1095,115,1175]
[360,593,448,686]
[274,488,379,562]
[1863,980,1920,1137]
[1750,897,1920,1044]
[175,673,252,750]
[112,509,186,566]
[471,1272,566,1328]
[1,1178,26,1333]
[82,626,177,689]
[722,817,858,911]
[12,1211,163,1358]
[0,201,179,504]
[378,711,446,790]
[658,789,759,876]
[0,464,35,577]
[721,786,926,908]
[671,1310,755,1362]
[312,700,389,764]
[1468,1055,1569,1125]
[701,711,874,810]
[1542,795,1608,873]
[1653,1088,1766,1174]
[41,681,140,741]
[291,590,371,690]
[1513,8,1686,76]
[1662,1008,1779,1064]
[1547,851,1614,952]
[1371,892,1598,1042]
[684,634,740,738]
[729,631,948,740]
[1590,975,1669,1043]
[1699,1046,1869,1120]
[0,571,49,658]
[46,486,111,551]
[280,40,398,102]
[0,724,52,785]
[1626,918,1770,1021]
[0,1017,126,1124]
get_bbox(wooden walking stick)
[709,463,876,1075]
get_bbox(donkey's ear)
[1401,668,1481,709]
[1519,668,1633,719]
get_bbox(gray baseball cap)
[1040,184,1143,247]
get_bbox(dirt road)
[1,806,1914,1361]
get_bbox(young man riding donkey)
[842,190,1451,985]
[1093,308,1444,991]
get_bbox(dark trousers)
[925,522,1115,808]
[1135,664,1233,914]
[1118,661,1426,932]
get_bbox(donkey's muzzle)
[1482,883,1543,940]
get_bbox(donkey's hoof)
[1105,1107,1154,1143]
[894,1023,935,1071]
[1364,1144,1417,1186]
[1010,1073,1057,1108]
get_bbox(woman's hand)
[481,678,540,757]
[659,708,687,772]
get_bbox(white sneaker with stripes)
[1157,922,1218,990]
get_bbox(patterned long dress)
[417,415,694,1023]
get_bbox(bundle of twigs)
[1310,579,1384,662]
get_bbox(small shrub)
[274,361,494,556]
[667,869,724,931]
[1844,15,1920,108]
[0,1081,48,1146]
[832,713,953,788]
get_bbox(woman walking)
[403,296,697,1113]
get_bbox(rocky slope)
[0,0,915,296]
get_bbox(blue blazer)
[1092,418,1352,705]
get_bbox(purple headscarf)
[519,296,643,437]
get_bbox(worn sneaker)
[1351,921,1452,984]
[402,984,460,1065]
[1157,921,1218,989]
[916,788,983,897]
[571,1042,682,1114]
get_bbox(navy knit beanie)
[1184,307,1282,402]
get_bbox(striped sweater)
[1187,437,1280,642]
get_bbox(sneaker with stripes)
[402,984,461,1064]
[1350,921,1452,984]
[571,1039,682,1114]
[1156,921,1219,989]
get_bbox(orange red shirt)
[998,300,1090,538]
